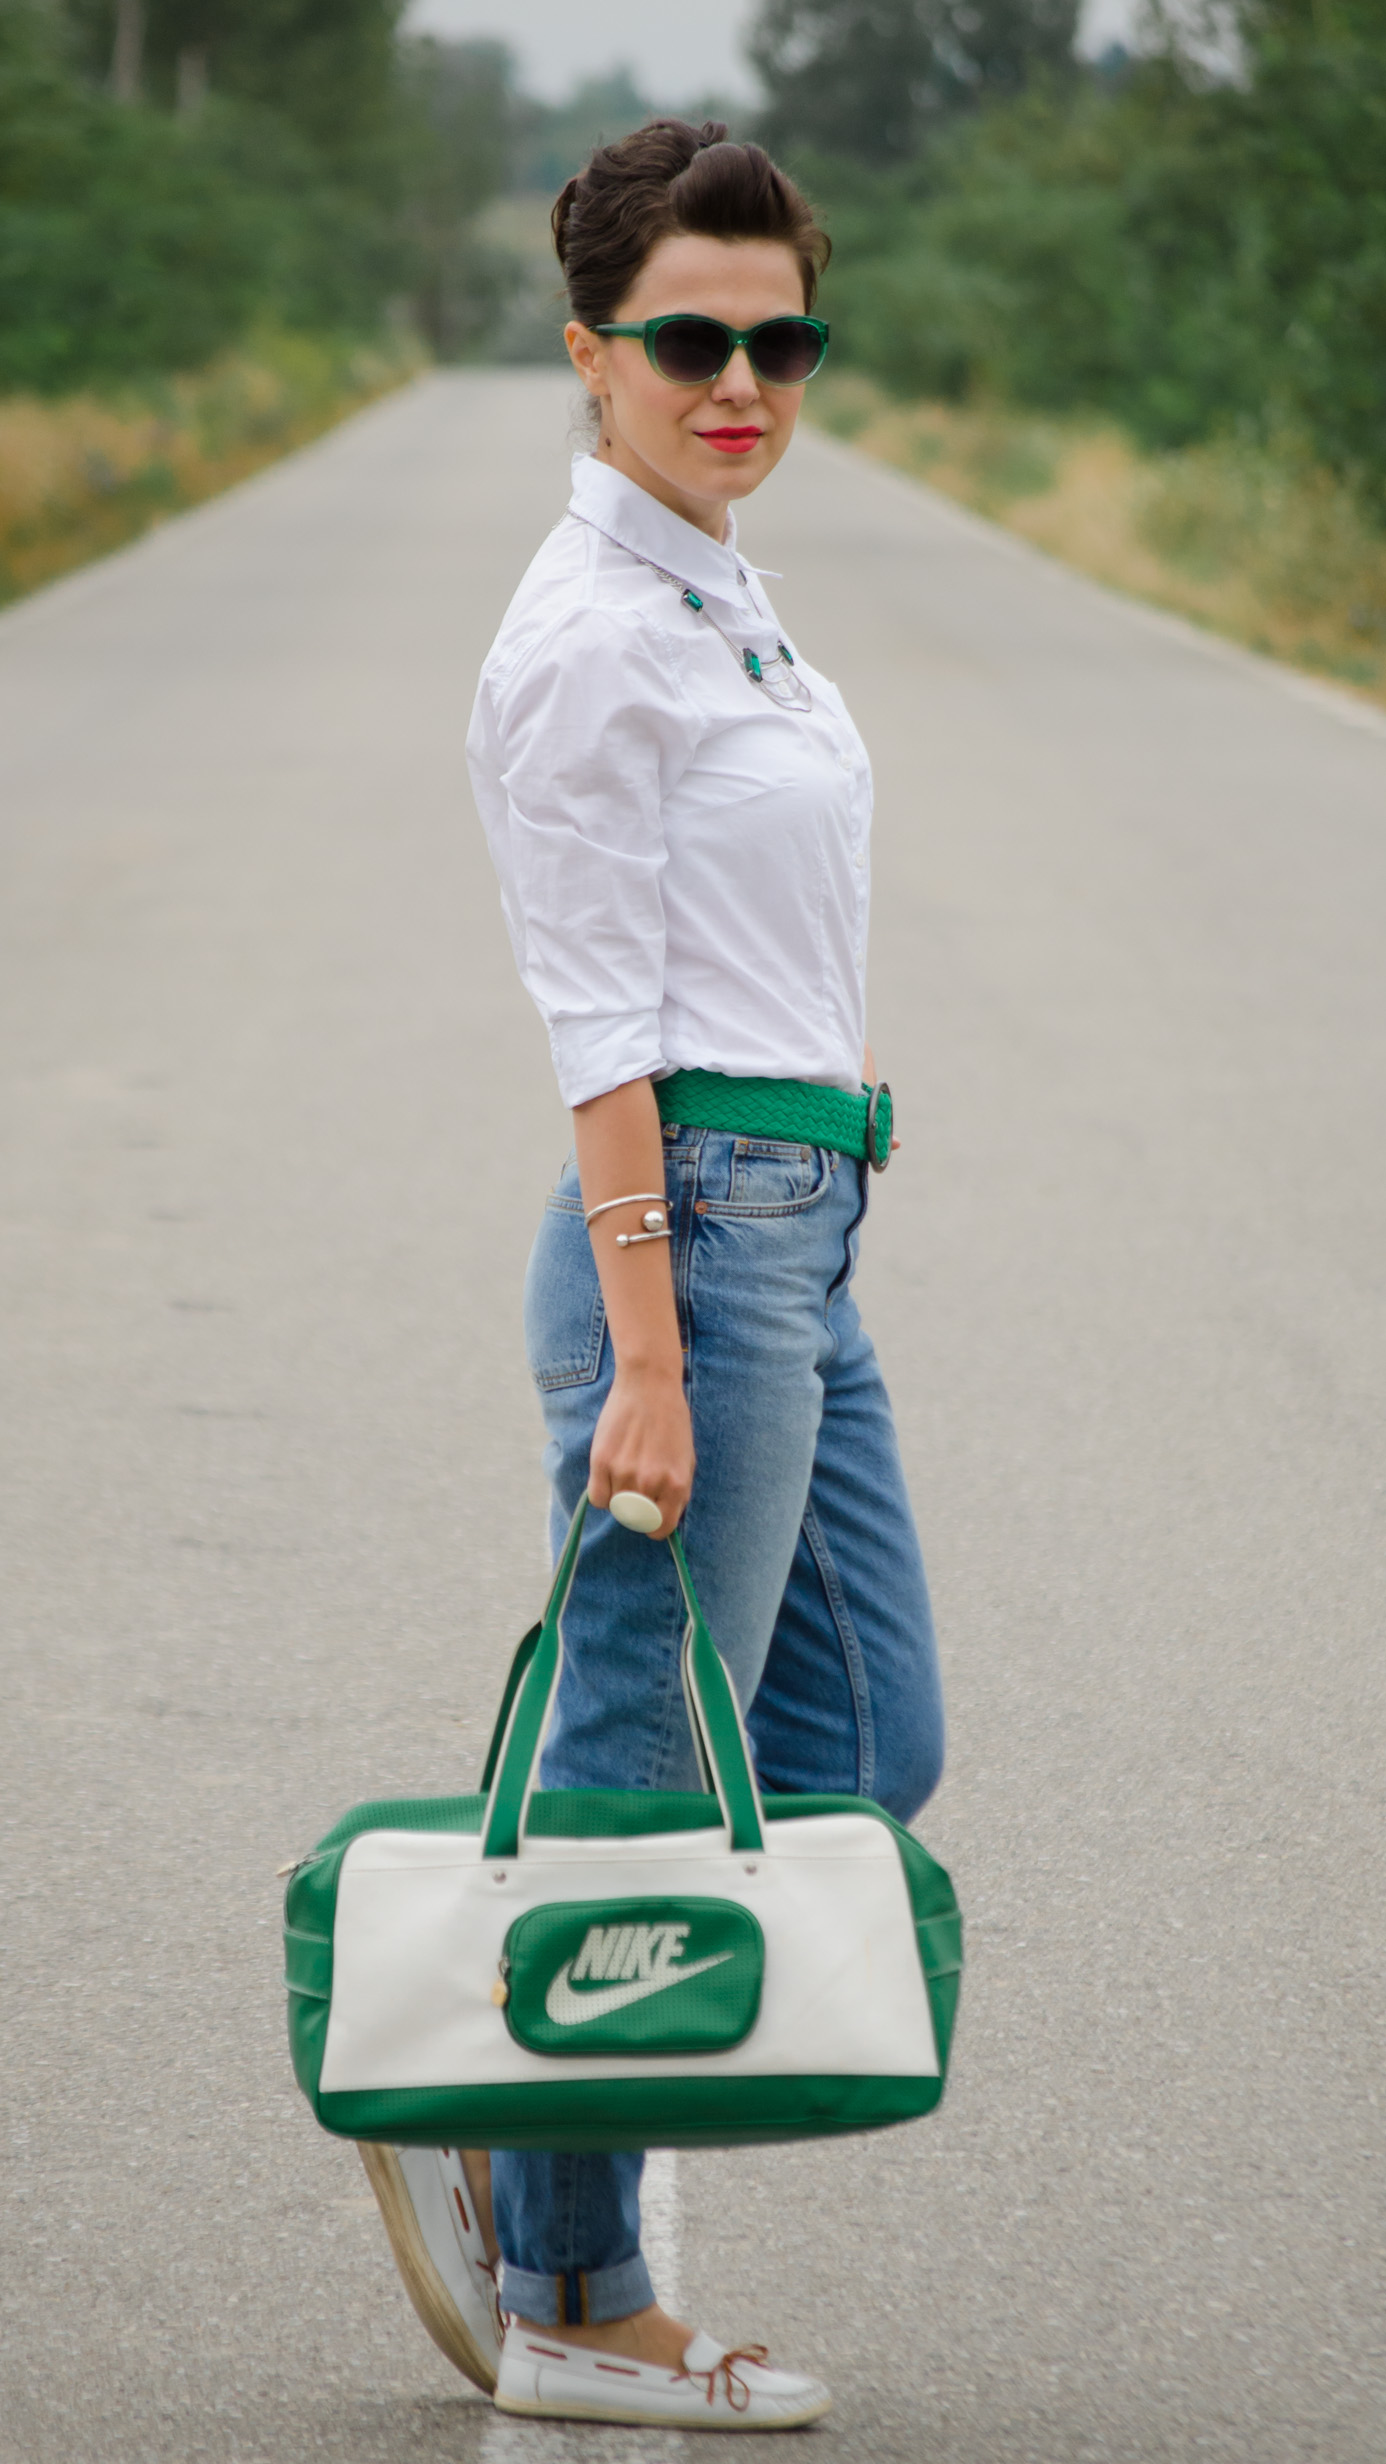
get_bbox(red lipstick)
[697,426,765,456]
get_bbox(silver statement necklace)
[569,512,814,712]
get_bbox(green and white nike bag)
[284,1496,962,2150]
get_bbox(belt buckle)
[865,1079,891,1173]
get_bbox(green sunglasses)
[593,313,830,389]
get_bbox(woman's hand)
[588,1361,695,1540]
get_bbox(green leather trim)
[481,1505,589,1859]
[314,2071,942,2150]
[480,1623,541,1791]
[305,1787,725,1857]
[669,1531,763,1853]
[656,1069,892,1167]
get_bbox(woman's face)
[567,233,811,539]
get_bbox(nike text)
[571,1922,690,1984]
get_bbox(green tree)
[0,1,527,382]
[750,0,1080,165]
[65,0,406,192]
[1229,0,1386,489]
[0,5,262,385]
[396,36,518,356]
[806,5,1386,499]
[513,67,655,193]
[0,0,408,385]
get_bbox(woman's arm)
[574,1076,694,1540]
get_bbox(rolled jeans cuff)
[499,2249,655,2329]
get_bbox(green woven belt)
[655,1069,893,1170]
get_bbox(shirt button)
[854,850,866,870]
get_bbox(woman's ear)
[565,321,608,399]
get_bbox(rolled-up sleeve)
[468,606,697,1109]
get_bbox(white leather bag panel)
[319,1815,936,2093]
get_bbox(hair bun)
[552,117,829,334]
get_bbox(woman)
[361,118,945,2431]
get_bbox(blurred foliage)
[514,67,655,198]
[752,0,1080,162]
[0,326,421,602]
[396,35,520,357]
[809,371,1386,702]
[759,0,1386,503]
[64,0,407,191]
[0,0,523,387]
[0,24,403,386]
[4,0,1383,533]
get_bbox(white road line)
[636,2148,682,2313]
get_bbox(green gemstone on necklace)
[681,587,704,612]
[743,648,763,681]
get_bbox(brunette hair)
[552,119,830,330]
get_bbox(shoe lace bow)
[678,2344,770,2411]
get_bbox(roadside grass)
[808,374,1386,707]
[0,331,423,610]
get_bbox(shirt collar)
[568,453,751,601]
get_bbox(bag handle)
[479,1624,542,1794]
[480,1492,765,1861]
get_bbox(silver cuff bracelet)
[583,1190,667,1227]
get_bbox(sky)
[403,0,760,104]
[402,0,1141,106]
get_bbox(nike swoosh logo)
[544,1952,734,2028]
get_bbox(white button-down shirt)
[467,453,872,1110]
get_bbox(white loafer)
[494,2322,832,2430]
[357,2143,501,2392]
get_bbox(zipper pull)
[491,1953,511,2008]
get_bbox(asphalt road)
[2,371,1383,2464]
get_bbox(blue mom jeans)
[490,1124,945,2329]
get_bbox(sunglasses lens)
[651,317,729,382]
[751,320,825,385]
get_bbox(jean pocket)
[708,1140,839,1218]
[525,1204,607,1390]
